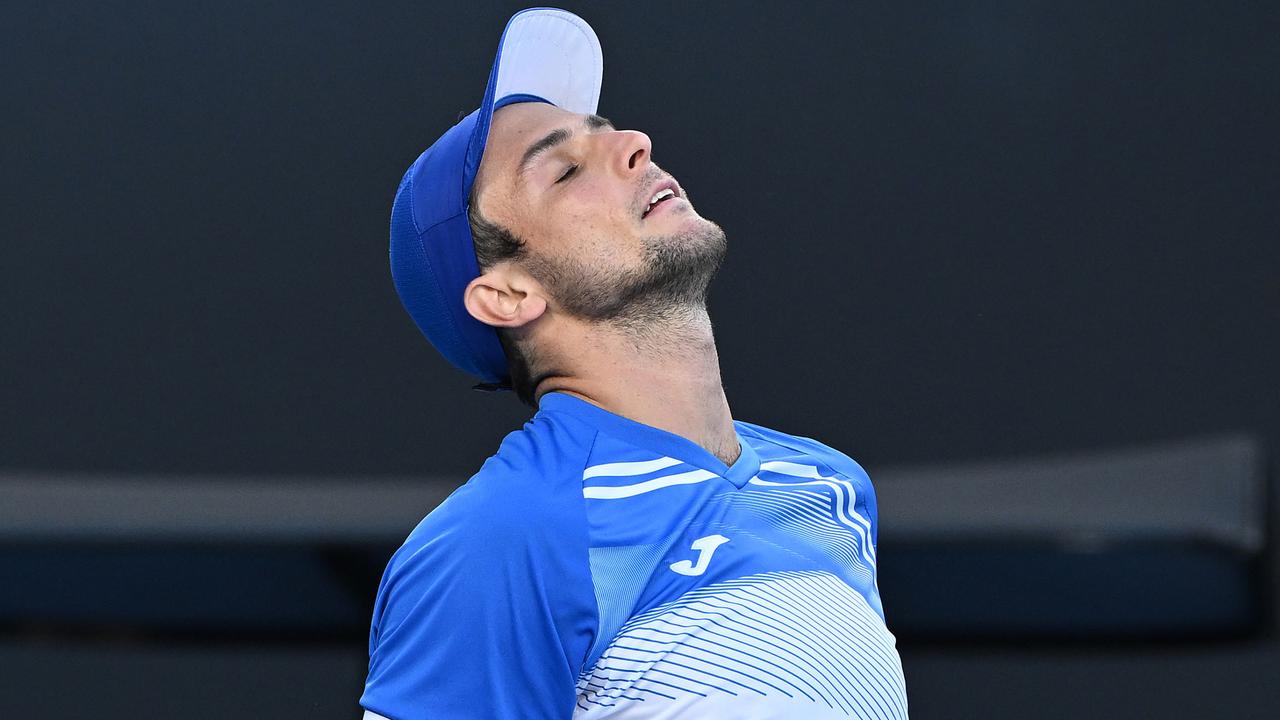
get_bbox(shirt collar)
[538,391,760,488]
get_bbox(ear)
[463,268,548,329]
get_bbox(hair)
[467,201,540,407]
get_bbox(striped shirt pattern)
[574,433,904,719]
[362,393,906,720]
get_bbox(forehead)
[475,102,581,195]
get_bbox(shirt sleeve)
[360,469,597,720]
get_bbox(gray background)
[2,1,1277,717]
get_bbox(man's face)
[472,102,726,323]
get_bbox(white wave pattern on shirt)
[752,461,878,567]
[574,571,907,720]
[728,489,874,588]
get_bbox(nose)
[601,129,651,177]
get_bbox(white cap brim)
[493,8,603,113]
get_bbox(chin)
[647,215,727,274]
[659,204,720,238]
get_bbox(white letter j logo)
[669,534,730,576]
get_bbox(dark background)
[2,1,1278,718]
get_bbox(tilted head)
[390,9,725,402]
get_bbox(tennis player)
[362,8,907,719]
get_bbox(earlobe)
[463,271,548,329]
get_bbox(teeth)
[646,188,675,214]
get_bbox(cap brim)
[464,8,604,183]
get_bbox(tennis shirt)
[361,392,907,719]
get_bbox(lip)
[641,178,682,220]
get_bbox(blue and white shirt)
[361,392,907,719]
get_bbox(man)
[362,8,907,719]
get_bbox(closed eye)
[555,163,579,184]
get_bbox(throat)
[710,435,742,468]
[530,310,736,471]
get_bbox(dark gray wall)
[3,3,1279,719]
[3,0,1276,477]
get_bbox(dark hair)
[467,202,540,407]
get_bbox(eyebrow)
[517,114,614,180]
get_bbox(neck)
[533,307,739,466]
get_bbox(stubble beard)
[523,218,728,335]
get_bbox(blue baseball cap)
[389,8,603,388]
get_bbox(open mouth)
[642,186,679,219]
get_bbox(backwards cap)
[389,8,603,388]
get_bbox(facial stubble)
[523,217,728,333]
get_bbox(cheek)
[543,203,616,249]
[523,190,643,261]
